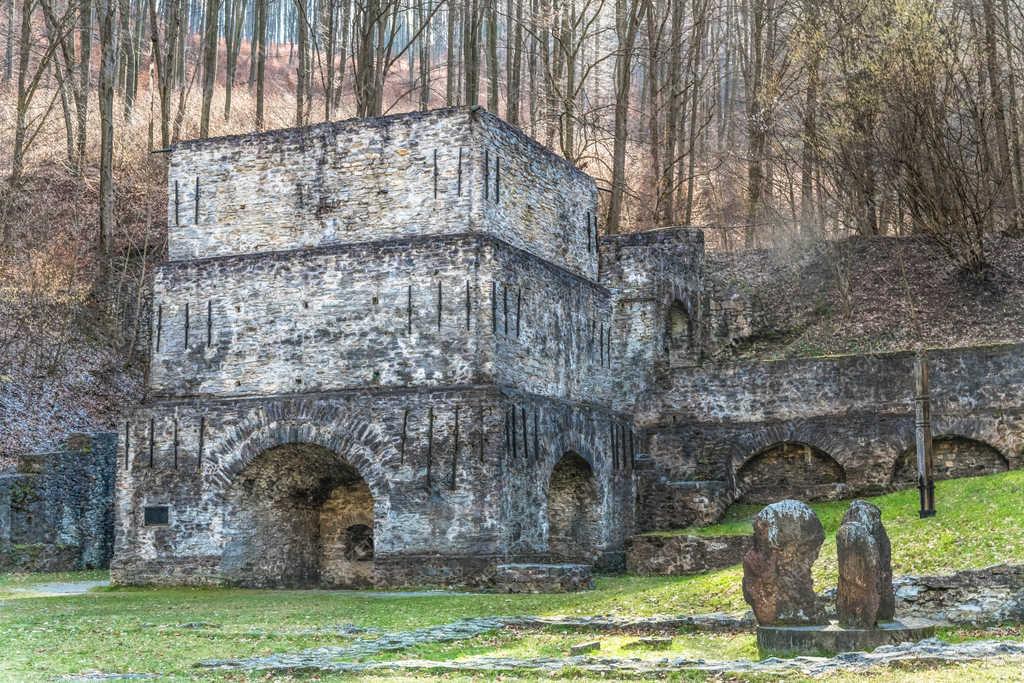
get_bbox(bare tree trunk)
[10,0,34,187]
[982,0,1020,233]
[254,0,266,128]
[332,0,350,111]
[323,0,336,118]
[98,0,118,251]
[199,0,220,136]
[4,0,12,83]
[76,0,93,171]
[607,0,643,234]
[798,0,818,236]
[352,0,376,115]
[1001,0,1024,211]
[527,0,537,135]
[224,0,245,120]
[419,0,431,110]
[295,0,309,124]
[683,0,707,225]
[485,0,497,111]
[446,0,458,104]
[53,54,76,164]
[462,0,480,105]
[505,0,522,123]
[149,0,180,148]
[174,0,186,86]
[661,0,683,223]
[121,0,139,118]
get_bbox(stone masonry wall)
[635,343,1024,530]
[167,107,598,281]
[114,388,635,587]
[599,228,705,413]
[150,234,619,407]
[0,433,117,571]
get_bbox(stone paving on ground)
[11,580,110,595]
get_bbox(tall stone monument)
[745,499,934,656]
[741,500,825,625]
[836,500,895,628]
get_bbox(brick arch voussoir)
[730,422,851,476]
[208,404,393,501]
[931,417,1010,459]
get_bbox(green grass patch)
[643,470,1024,585]
[1,470,1023,680]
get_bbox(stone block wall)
[166,107,598,281]
[150,234,624,408]
[114,386,635,587]
[635,343,1024,531]
[626,532,750,576]
[0,433,117,570]
[600,228,706,413]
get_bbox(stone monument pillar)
[749,499,934,656]
[741,499,825,625]
[836,500,895,628]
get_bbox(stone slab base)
[756,620,936,656]
[626,533,750,575]
[495,563,594,593]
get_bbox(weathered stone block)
[494,563,594,593]
[836,500,894,628]
[742,500,825,626]
[625,533,749,575]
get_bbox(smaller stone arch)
[735,442,846,504]
[891,435,1009,486]
[546,451,601,563]
[665,300,696,368]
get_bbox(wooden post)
[914,351,936,517]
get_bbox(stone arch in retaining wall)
[546,451,601,563]
[206,402,393,501]
[735,441,847,504]
[891,435,1010,486]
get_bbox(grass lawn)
[1,470,1023,681]
[646,469,1024,587]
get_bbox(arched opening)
[736,442,846,504]
[547,452,601,563]
[891,436,1009,486]
[219,442,375,588]
[665,300,695,368]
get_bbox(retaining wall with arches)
[634,342,1024,531]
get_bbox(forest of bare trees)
[3,0,1024,268]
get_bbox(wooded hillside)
[3,0,1024,457]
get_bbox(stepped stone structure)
[112,106,1024,588]
[112,107,702,588]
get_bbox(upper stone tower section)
[166,107,599,280]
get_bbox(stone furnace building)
[113,106,1024,589]
[113,107,702,588]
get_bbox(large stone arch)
[729,421,854,478]
[218,442,377,588]
[206,401,393,501]
[734,440,847,504]
[204,402,398,588]
[891,434,1010,486]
